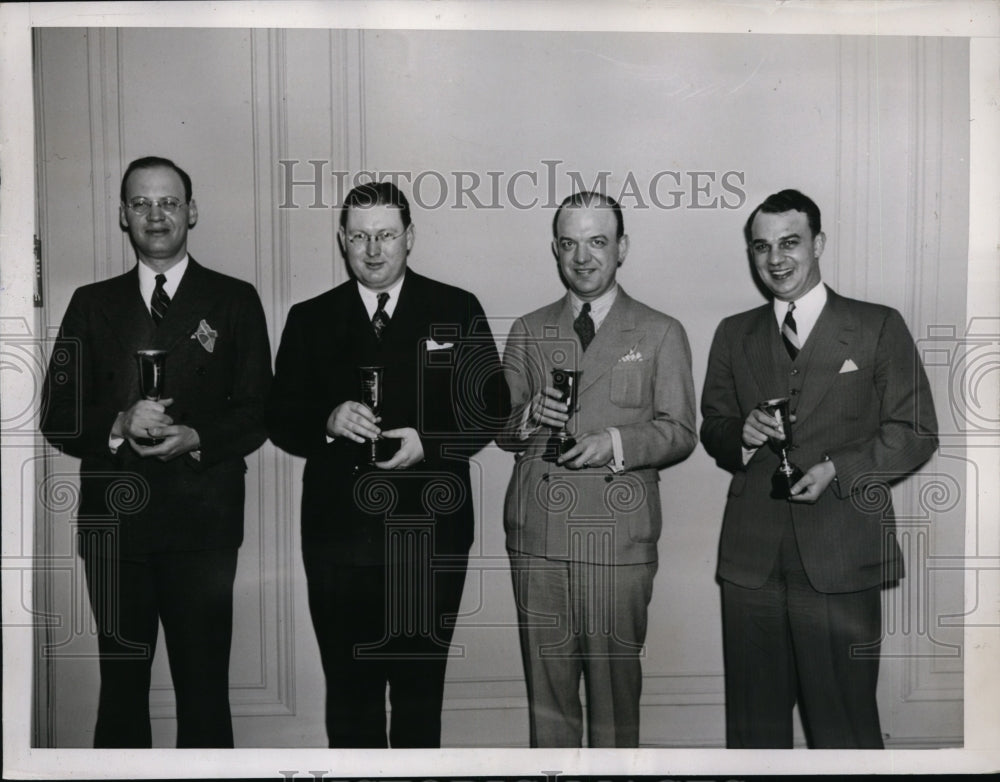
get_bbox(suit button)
[790,388,799,395]
[790,368,799,375]
[196,366,207,376]
[605,475,613,483]
[541,474,550,482]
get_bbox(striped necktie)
[574,302,595,351]
[782,301,800,359]
[151,274,171,325]
[372,292,390,342]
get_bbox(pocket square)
[190,319,218,353]
[426,339,454,351]
[839,358,859,373]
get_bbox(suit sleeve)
[496,316,536,453]
[825,308,938,496]
[446,292,510,457]
[40,289,120,459]
[616,316,698,470]
[266,303,334,458]
[186,281,273,469]
[699,318,749,474]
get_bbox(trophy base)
[134,436,164,447]
[542,433,576,463]
[356,437,400,471]
[771,466,805,499]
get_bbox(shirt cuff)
[607,427,625,473]
[109,435,124,454]
[741,446,757,465]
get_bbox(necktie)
[574,302,595,352]
[372,292,390,341]
[151,274,171,325]
[782,301,800,360]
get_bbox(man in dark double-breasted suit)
[700,189,939,748]
[267,182,509,747]
[40,156,273,747]
[498,191,697,747]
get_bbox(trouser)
[82,546,239,748]
[509,553,657,747]
[722,517,884,748]
[304,547,469,748]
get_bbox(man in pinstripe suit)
[700,189,938,748]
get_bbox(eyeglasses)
[345,230,405,247]
[125,197,187,215]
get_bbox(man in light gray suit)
[498,191,697,747]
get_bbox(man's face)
[749,209,825,302]
[553,204,628,302]
[340,204,414,291]
[119,166,197,268]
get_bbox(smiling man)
[498,191,697,747]
[40,156,273,747]
[267,181,509,747]
[700,188,939,748]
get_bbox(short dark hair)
[553,191,624,240]
[120,156,193,203]
[743,189,822,244]
[340,181,412,231]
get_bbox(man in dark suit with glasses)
[267,181,509,747]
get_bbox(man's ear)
[119,205,128,231]
[812,230,826,259]
[187,199,198,229]
[405,222,415,253]
[617,234,630,266]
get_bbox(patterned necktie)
[372,292,390,342]
[151,274,171,325]
[782,301,800,359]
[574,302,595,352]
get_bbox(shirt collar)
[138,255,188,308]
[357,273,405,319]
[569,284,619,331]
[773,281,827,344]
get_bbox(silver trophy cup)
[135,349,167,445]
[758,396,804,499]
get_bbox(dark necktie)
[574,302,595,352]
[782,301,800,360]
[372,292,390,341]
[151,273,171,325]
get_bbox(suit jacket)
[700,287,939,593]
[498,288,697,565]
[266,271,510,565]
[40,258,273,557]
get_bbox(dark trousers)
[722,517,884,748]
[509,554,657,748]
[303,546,469,748]
[81,546,239,748]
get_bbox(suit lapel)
[96,267,156,357]
[579,290,641,395]
[743,305,787,402]
[793,291,856,425]
[151,258,219,352]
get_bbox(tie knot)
[377,292,390,309]
[787,301,796,315]
[155,274,167,287]
[580,302,591,316]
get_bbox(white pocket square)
[839,358,859,373]
[426,339,454,351]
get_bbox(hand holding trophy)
[543,368,581,463]
[134,349,167,445]
[758,397,804,499]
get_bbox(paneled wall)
[33,27,968,748]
